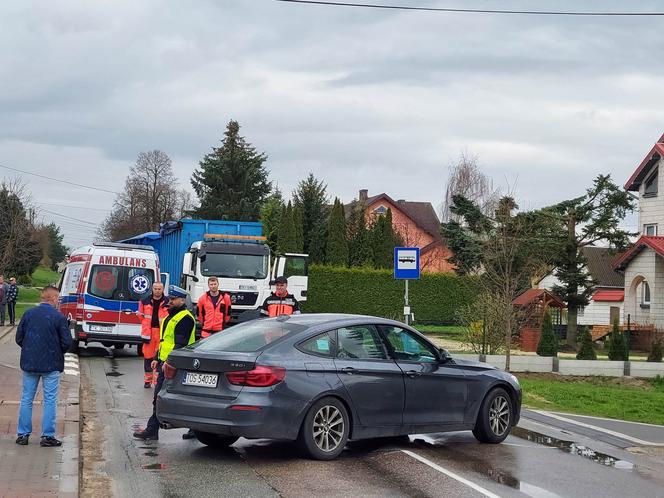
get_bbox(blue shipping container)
[121,219,263,287]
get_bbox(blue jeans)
[17,371,61,437]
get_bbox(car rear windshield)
[190,319,308,352]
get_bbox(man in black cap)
[260,276,301,317]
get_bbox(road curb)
[59,356,81,497]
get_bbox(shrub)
[456,292,510,354]
[17,275,32,286]
[302,265,479,323]
[536,308,558,357]
[607,318,629,361]
[648,336,663,363]
[576,326,597,360]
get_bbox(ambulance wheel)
[137,344,143,357]
[194,431,238,448]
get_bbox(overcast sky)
[2,0,663,248]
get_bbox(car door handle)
[340,367,356,375]
[405,370,422,378]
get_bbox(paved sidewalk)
[0,325,80,498]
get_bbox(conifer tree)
[325,198,348,266]
[536,309,558,357]
[347,199,373,267]
[293,204,304,253]
[277,202,297,253]
[370,208,398,269]
[260,187,284,254]
[607,318,629,361]
[576,326,597,360]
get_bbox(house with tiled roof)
[351,189,455,273]
[537,246,625,327]
[614,133,664,330]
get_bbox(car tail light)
[163,362,177,380]
[75,295,84,321]
[225,366,286,387]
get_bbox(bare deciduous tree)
[99,150,191,241]
[442,152,501,223]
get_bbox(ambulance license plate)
[89,325,114,333]
[183,372,218,388]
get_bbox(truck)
[120,219,308,323]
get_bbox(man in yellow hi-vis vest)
[133,286,195,441]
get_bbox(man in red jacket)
[138,282,169,388]
[197,276,231,338]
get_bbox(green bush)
[302,265,479,323]
[648,336,663,363]
[576,326,597,360]
[17,275,32,286]
[536,309,558,357]
[607,318,629,361]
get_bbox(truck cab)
[181,240,308,323]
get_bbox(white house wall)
[537,274,623,326]
[638,157,664,232]
[623,248,656,326]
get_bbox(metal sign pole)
[404,279,410,325]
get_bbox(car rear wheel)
[472,387,512,444]
[298,397,349,460]
[193,431,238,448]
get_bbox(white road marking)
[550,411,664,429]
[530,410,659,446]
[401,450,503,498]
[501,442,556,449]
[64,369,79,376]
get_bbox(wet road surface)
[80,346,664,498]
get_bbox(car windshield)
[190,319,308,352]
[200,253,268,279]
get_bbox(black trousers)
[146,366,165,434]
[7,301,16,324]
[144,358,153,374]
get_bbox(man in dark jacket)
[15,286,72,447]
[0,274,8,326]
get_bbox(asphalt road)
[80,346,664,498]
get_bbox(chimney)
[359,189,368,202]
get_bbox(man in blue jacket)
[15,286,72,447]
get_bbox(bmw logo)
[193,359,200,370]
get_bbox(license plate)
[183,372,218,388]
[89,324,114,333]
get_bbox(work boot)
[15,435,29,445]
[182,429,196,440]
[144,382,151,389]
[40,436,62,447]
[133,428,159,440]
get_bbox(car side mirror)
[439,348,453,363]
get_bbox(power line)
[0,163,120,195]
[276,0,664,16]
[40,208,99,227]
[35,201,111,213]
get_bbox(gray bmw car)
[157,314,521,460]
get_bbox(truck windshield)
[200,253,268,279]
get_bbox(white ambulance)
[58,242,163,354]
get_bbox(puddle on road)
[105,371,123,377]
[141,463,167,470]
[511,427,634,471]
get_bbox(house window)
[642,282,651,307]
[644,169,658,197]
[373,205,387,215]
[577,307,585,317]
[644,224,658,236]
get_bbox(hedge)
[301,265,479,323]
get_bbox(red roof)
[592,289,624,302]
[512,288,565,308]
[613,236,664,270]
[624,133,664,191]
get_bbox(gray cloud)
[1,0,663,247]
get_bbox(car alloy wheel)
[488,394,510,437]
[312,405,345,452]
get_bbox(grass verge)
[31,266,60,287]
[518,373,664,425]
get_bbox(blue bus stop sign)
[394,247,420,280]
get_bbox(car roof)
[275,313,407,330]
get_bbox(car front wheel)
[298,397,350,460]
[193,431,238,448]
[472,387,512,444]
